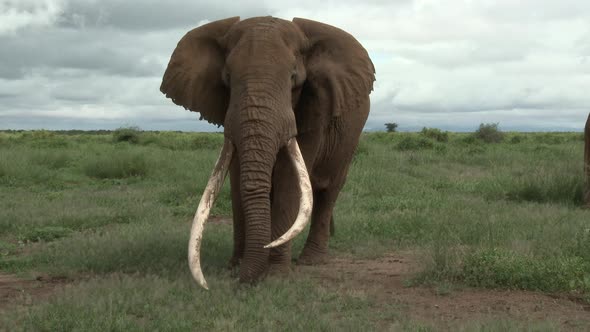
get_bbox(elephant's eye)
[291,71,297,86]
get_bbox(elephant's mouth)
[187,137,313,289]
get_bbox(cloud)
[1,0,589,132]
[56,0,264,30]
[0,0,65,35]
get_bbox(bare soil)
[1,245,588,329]
[297,251,590,330]
[0,273,69,311]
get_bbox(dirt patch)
[297,251,590,330]
[0,273,69,311]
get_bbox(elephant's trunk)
[223,73,312,283]
[237,119,278,282]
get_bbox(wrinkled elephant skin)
[161,16,375,287]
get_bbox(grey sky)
[1,0,589,132]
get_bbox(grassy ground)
[0,129,589,330]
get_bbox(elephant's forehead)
[226,16,304,49]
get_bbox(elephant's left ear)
[293,18,375,126]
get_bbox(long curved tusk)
[264,138,313,249]
[188,139,234,290]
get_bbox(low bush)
[113,127,142,144]
[420,127,449,142]
[509,135,524,144]
[396,136,434,151]
[474,123,504,143]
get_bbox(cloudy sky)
[1,0,589,132]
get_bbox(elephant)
[160,16,375,288]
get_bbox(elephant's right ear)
[160,17,239,126]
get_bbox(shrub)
[396,136,434,151]
[474,123,504,143]
[433,144,447,154]
[459,135,479,145]
[113,127,142,144]
[420,127,449,142]
[509,135,524,144]
[83,151,148,179]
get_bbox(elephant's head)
[160,16,374,288]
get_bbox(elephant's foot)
[297,248,329,265]
[267,262,291,277]
[228,257,241,278]
[228,255,241,268]
[228,255,241,275]
[238,253,271,284]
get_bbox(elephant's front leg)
[229,158,245,268]
[268,148,299,274]
[298,189,338,265]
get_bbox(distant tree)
[385,123,398,133]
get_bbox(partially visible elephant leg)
[297,188,339,265]
[229,158,245,268]
[268,147,299,274]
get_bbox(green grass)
[1,130,589,329]
[20,226,73,243]
[83,150,149,179]
[1,273,378,331]
[462,248,590,292]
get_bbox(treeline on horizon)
[0,126,584,135]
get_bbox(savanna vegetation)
[1,127,589,330]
